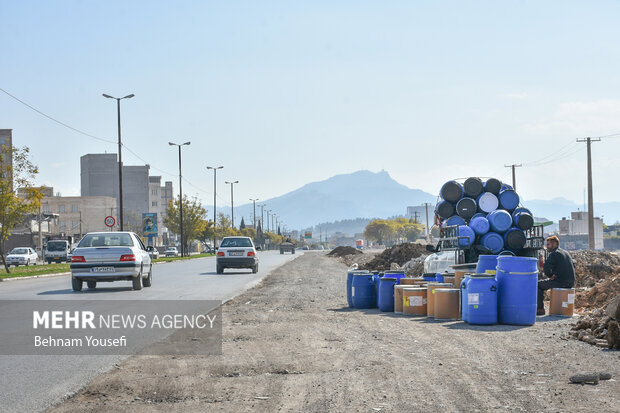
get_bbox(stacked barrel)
[435,177,534,254]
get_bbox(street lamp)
[225,180,239,228]
[207,165,224,248]
[266,209,271,233]
[249,199,259,228]
[259,204,266,231]
[169,141,191,256]
[102,93,135,230]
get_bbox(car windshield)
[10,248,28,255]
[166,247,176,251]
[78,234,134,247]
[220,238,252,248]
[47,241,67,251]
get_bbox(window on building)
[58,205,66,213]
[152,201,158,207]
[71,204,79,212]
[42,205,50,213]
[151,189,158,195]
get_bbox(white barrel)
[477,192,499,213]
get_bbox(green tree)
[164,196,207,255]
[240,217,246,229]
[0,146,43,272]
[216,213,237,238]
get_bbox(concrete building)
[148,176,175,243]
[0,129,13,185]
[558,211,604,250]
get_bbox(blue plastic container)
[456,197,477,220]
[440,180,464,203]
[471,212,487,220]
[378,277,397,312]
[477,192,499,213]
[460,274,471,322]
[475,255,499,275]
[435,200,455,219]
[487,209,513,233]
[469,216,490,235]
[498,189,520,211]
[480,232,504,254]
[383,271,405,283]
[484,178,502,195]
[435,273,444,283]
[347,270,370,307]
[423,274,437,282]
[444,215,466,227]
[500,183,514,191]
[351,273,376,309]
[503,227,527,251]
[512,210,534,231]
[458,225,476,248]
[496,256,539,325]
[466,275,498,325]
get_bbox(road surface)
[0,250,300,413]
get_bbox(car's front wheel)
[72,277,83,292]
[87,281,97,289]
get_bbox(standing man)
[537,235,575,315]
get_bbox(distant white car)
[216,236,258,274]
[6,247,38,266]
[165,247,179,257]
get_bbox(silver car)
[216,236,258,274]
[70,232,152,292]
[6,247,38,266]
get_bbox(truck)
[44,236,73,264]
[279,242,296,254]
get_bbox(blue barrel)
[503,227,527,251]
[351,273,376,309]
[456,197,477,220]
[500,183,513,191]
[480,232,504,254]
[347,270,370,307]
[496,256,539,325]
[471,212,487,220]
[435,200,455,219]
[466,275,498,325]
[458,225,475,248]
[444,215,466,227]
[469,216,490,235]
[440,180,464,203]
[423,273,437,282]
[498,189,519,211]
[378,277,397,311]
[460,274,471,322]
[484,178,502,195]
[499,250,516,256]
[463,177,484,198]
[477,192,498,213]
[487,209,513,233]
[383,271,405,283]
[513,210,534,231]
[475,255,498,274]
[435,273,444,283]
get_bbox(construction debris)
[570,290,620,349]
[361,243,429,271]
[327,246,362,258]
[571,250,620,288]
[569,372,612,385]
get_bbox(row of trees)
[363,217,424,246]
[163,196,286,252]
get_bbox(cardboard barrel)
[442,275,456,286]
[454,271,467,290]
[550,288,575,317]
[434,289,461,320]
[400,278,421,285]
[394,285,410,314]
[426,283,454,318]
[403,287,427,316]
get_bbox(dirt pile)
[575,276,620,310]
[327,246,362,258]
[571,250,620,288]
[571,282,620,349]
[361,243,428,271]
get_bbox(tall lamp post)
[169,141,191,257]
[225,180,239,228]
[207,166,223,248]
[102,93,134,230]
[249,199,259,228]
[266,210,271,233]
[259,204,266,230]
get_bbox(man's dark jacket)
[543,247,575,286]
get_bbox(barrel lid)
[469,273,495,278]
[434,288,460,293]
[403,287,426,291]
[451,263,477,270]
[352,272,372,276]
[394,284,411,289]
[427,282,453,286]
[381,277,397,281]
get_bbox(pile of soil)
[571,250,620,288]
[361,243,428,271]
[575,276,620,310]
[570,294,620,349]
[327,246,362,258]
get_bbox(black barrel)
[484,178,502,195]
[464,177,484,198]
[456,197,477,220]
[435,201,455,219]
[504,228,527,251]
[440,181,464,203]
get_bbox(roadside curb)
[0,271,71,282]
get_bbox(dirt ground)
[49,252,620,412]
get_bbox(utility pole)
[225,181,239,228]
[249,199,259,228]
[169,141,191,256]
[259,204,266,231]
[413,211,420,223]
[266,210,271,232]
[206,166,224,248]
[577,137,601,250]
[504,164,522,190]
[423,202,432,242]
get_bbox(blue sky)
[2,0,620,209]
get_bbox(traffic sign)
[105,216,116,228]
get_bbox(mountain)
[219,170,436,230]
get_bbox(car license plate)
[91,267,115,273]
[229,251,244,256]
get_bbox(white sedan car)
[6,247,38,266]
[216,236,258,274]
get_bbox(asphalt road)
[0,250,301,413]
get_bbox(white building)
[558,211,604,250]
